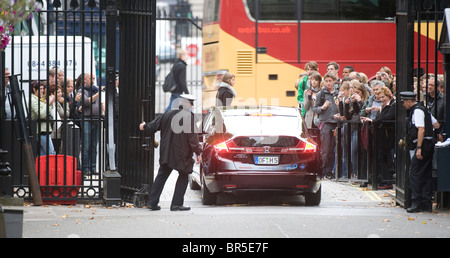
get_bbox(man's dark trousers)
[320,123,336,177]
[148,164,189,207]
[410,147,434,210]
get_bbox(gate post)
[102,0,122,207]
[437,8,450,209]
[395,0,416,208]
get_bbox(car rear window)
[222,111,306,137]
[233,136,300,147]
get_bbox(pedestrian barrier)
[436,145,450,191]
[334,120,395,190]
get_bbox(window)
[247,0,298,20]
[246,0,396,21]
[204,0,221,24]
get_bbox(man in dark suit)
[140,94,202,211]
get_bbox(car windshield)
[221,107,307,137]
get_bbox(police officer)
[401,91,440,213]
[140,94,202,211]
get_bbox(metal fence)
[333,120,396,190]
[0,0,203,206]
[1,1,107,205]
[395,0,448,207]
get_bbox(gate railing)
[1,1,202,206]
[395,0,448,208]
[334,120,396,190]
[1,0,107,204]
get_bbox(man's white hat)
[180,94,197,102]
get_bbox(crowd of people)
[162,55,445,192]
[296,61,445,189]
[3,66,119,178]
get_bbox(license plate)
[254,156,279,165]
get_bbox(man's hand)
[139,122,146,131]
[196,155,202,164]
[322,100,330,111]
[416,148,423,160]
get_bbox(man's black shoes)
[406,206,422,213]
[170,205,191,211]
[148,205,191,211]
[407,205,432,213]
[149,205,161,211]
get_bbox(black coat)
[172,59,188,94]
[373,99,396,149]
[144,107,202,174]
[216,86,234,107]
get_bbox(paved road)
[14,131,450,239]
[18,175,450,238]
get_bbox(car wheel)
[201,176,217,205]
[189,174,201,190]
[304,185,321,206]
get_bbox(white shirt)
[412,108,437,142]
[412,108,437,128]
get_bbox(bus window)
[302,0,395,21]
[247,0,297,20]
[246,0,395,21]
[204,0,221,24]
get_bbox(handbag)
[162,71,177,93]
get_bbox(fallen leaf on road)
[408,217,415,221]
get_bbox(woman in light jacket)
[303,72,322,129]
[49,83,70,153]
[30,81,56,156]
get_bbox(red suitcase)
[35,155,81,204]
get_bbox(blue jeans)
[165,93,181,112]
[39,134,56,156]
[341,125,358,178]
[350,127,358,176]
[341,125,349,178]
[82,120,100,173]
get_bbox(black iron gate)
[1,0,204,206]
[1,0,109,204]
[116,0,156,206]
[0,0,159,206]
[395,0,448,207]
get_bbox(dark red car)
[189,106,322,206]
